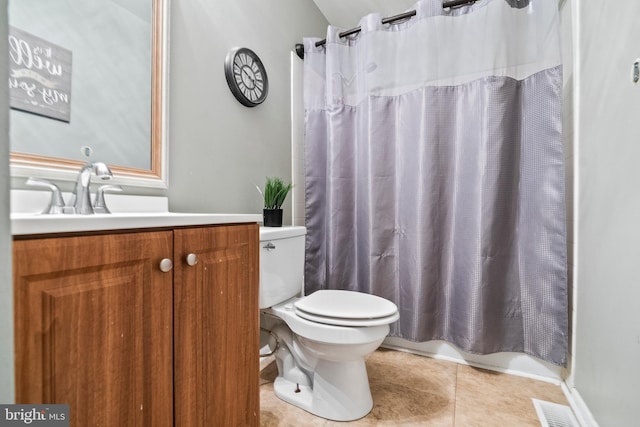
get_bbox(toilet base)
[273,358,373,422]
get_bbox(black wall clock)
[224,47,269,107]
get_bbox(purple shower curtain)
[303,0,568,366]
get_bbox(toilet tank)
[259,226,306,309]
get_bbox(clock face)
[224,47,268,107]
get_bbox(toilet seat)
[293,290,399,327]
[293,309,399,327]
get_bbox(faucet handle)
[26,178,66,214]
[93,185,123,214]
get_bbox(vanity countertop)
[11,212,263,236]
[11,190,262,236]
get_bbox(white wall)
[0,0,16,403]
[571,2,640,426]
[166,0,328,224]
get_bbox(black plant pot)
[263,208,283,227]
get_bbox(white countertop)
[11,190,262,235]
[11,212,262,236]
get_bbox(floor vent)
[532,399,580,427]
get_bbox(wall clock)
[224,47,269,107]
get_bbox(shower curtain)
[303,0,567,366]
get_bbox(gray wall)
[167,0,328,222]
[573,2,640,425]
[1,0,16,403]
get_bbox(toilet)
[259,226,399,421]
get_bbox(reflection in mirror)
[8,0,168,188]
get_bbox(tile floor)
[260,348,568,426]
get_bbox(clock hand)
[241,68,256,86]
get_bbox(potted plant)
[260,177,293,227]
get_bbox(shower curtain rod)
[295,0,478,59]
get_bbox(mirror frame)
[10,0,169,189]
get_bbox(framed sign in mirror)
[8,0,169,188]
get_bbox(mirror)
[8,0,168,188]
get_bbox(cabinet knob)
[186,253,198,266]
[159,258,173,272]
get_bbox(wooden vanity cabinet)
[13,223,259,427]
[173,225,260,427]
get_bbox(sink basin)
[11,212,262,236]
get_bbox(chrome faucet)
[25,178,66,214]
[93,184,123,214]
[69,162,113,214]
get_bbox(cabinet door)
[13,231,174,427]
[174,224,259,427]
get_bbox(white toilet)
[259,226,399,421]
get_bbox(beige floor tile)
[365,349,456,426]
[260,348,457,426]
[260,349,568,427]
[453,364,568,427]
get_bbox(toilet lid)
[294,290,399,326]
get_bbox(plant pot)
[263,208,283,227]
